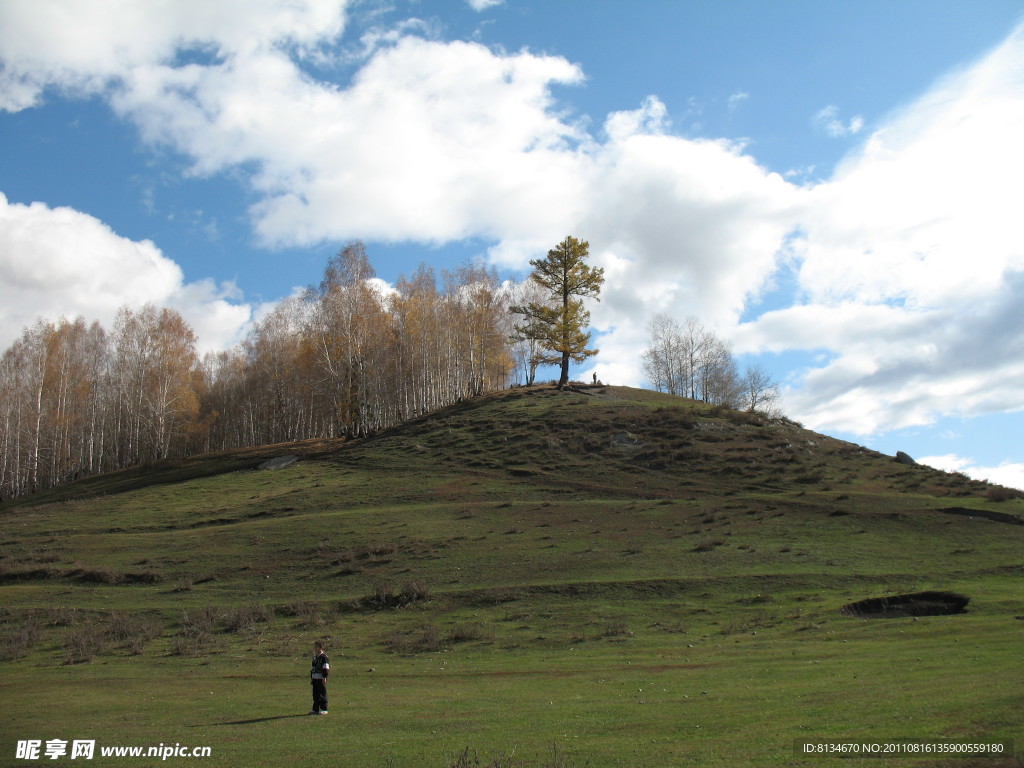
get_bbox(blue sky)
[1,1,1022,488]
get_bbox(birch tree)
[642,314,745,408]
[741,362,781,415]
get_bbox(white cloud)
[1,4,791,320]
[813,105,865,137]
[0,0,349,111]
[727,91,749,113]
[739,276,1024,435]
[466,0,504,10]
[2,4,790,298]
[100,34,589,248]
[585,95,802,330]
[740,23,1024,435]
[0,193,252,353]
[603,95,670,140]
[246,37,589,246]
[919,454,1024,491]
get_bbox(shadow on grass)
[204,714,311,726]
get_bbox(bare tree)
[305,241,390,437]
[641,313,690,396]
[507,277,553,386]
[445,263,512,398]
[740,362,781,415]
[0,242,523,500]
[641,314,744,407]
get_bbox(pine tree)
[511,235,604,388]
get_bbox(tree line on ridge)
[0,238,777,500]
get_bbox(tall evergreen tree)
[511,236,604,388]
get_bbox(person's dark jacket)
[311,652,330,680]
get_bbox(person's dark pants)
[312,679,328,712]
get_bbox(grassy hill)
[1,385,1021,767]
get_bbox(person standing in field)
[310,640,330,715]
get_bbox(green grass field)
[2,386,1021,766]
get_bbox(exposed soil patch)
[840,591,969,618]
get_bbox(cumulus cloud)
[242,37,588,246]
[0,0,349,110]
[79,31,586,248]
[0,3,791,286]
[739,23,1024,434]
[0,3,789,285]
[466,0,504,10]
[0,193,252,353]
[581,99,802,336]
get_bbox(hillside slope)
[2,384,1021,607]
[1,385,1021,767]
